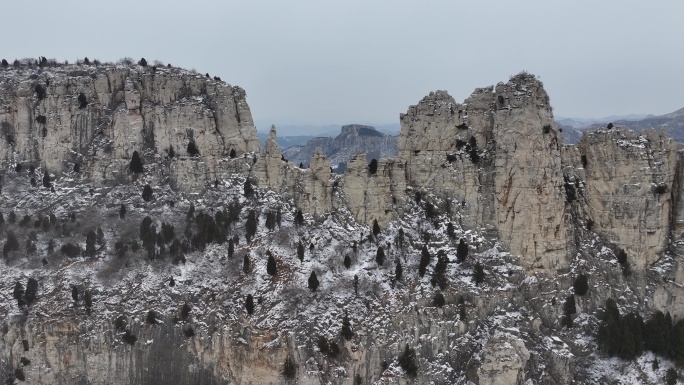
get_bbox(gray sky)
[5,0,684,131]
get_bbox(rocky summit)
[1,60,684,385]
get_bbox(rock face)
[281,124,397,170]
[397,73,567,271]
[577,128,677,269]
[0,63,259,191]
[476,334,530,385]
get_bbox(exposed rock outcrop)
[0,63,259,191]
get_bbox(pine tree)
[297,241,305,262]
[294,209,304,226]
[86,229,97,257]
[71,286,79,304]
[83,290,92,314]
[473,262,485,285]
[119,204,126,219]
[431,255,448,289]
[142,184,153,202]
[146,310,159,324]
[419,245,430,277]
[13,281,24,306]
[368,159,378,175]
[308,271,319,292]
[433,292,445,307]
[344,254,351,269]
[181,303,191,320]
[265,211,276,231]
[376,246,385,266]
[563,295,577,315]
[372,219,380,237]
[395,259,403,280]
[245,294,254,315]
[129,151,143,174]
[245,210,257,242]
[42,170,51,188]
[3,230,20,259]
[243,178,254,198]
[267,253,277,276]
[354,275,359,296]
[282,355,297,379]
[398,344,418,377]
[243,255,250,274]
[341,312,353,340]
[228,238,234,258]
[456,239,468,263]
[573,274,589,296]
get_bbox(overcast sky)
[5,1,683,131]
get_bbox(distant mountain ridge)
[281,124,398,169]
[572,107,684,142]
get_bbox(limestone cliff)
[4,62,684,385]
[0,62,259,191]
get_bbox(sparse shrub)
[573,274,589,296]
[146,310,159,324]
[187,141,200,157]
[543,124,551,134]
[308,271,319,292]
[666,368,678,385]
[229,149,237,158]
[168,146,175,159]
[616,248,628,265]
[14,367,25,381]
[20,357,30,366]
[398,344,418,377]
[655,184,667,195]
[60,243,81,258]
[35,84,46,100]
[184,327,195,338]
[122,330,137,345]
[368,159,378,175]
[77,93,87,109]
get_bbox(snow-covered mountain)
[0,60,683,384]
